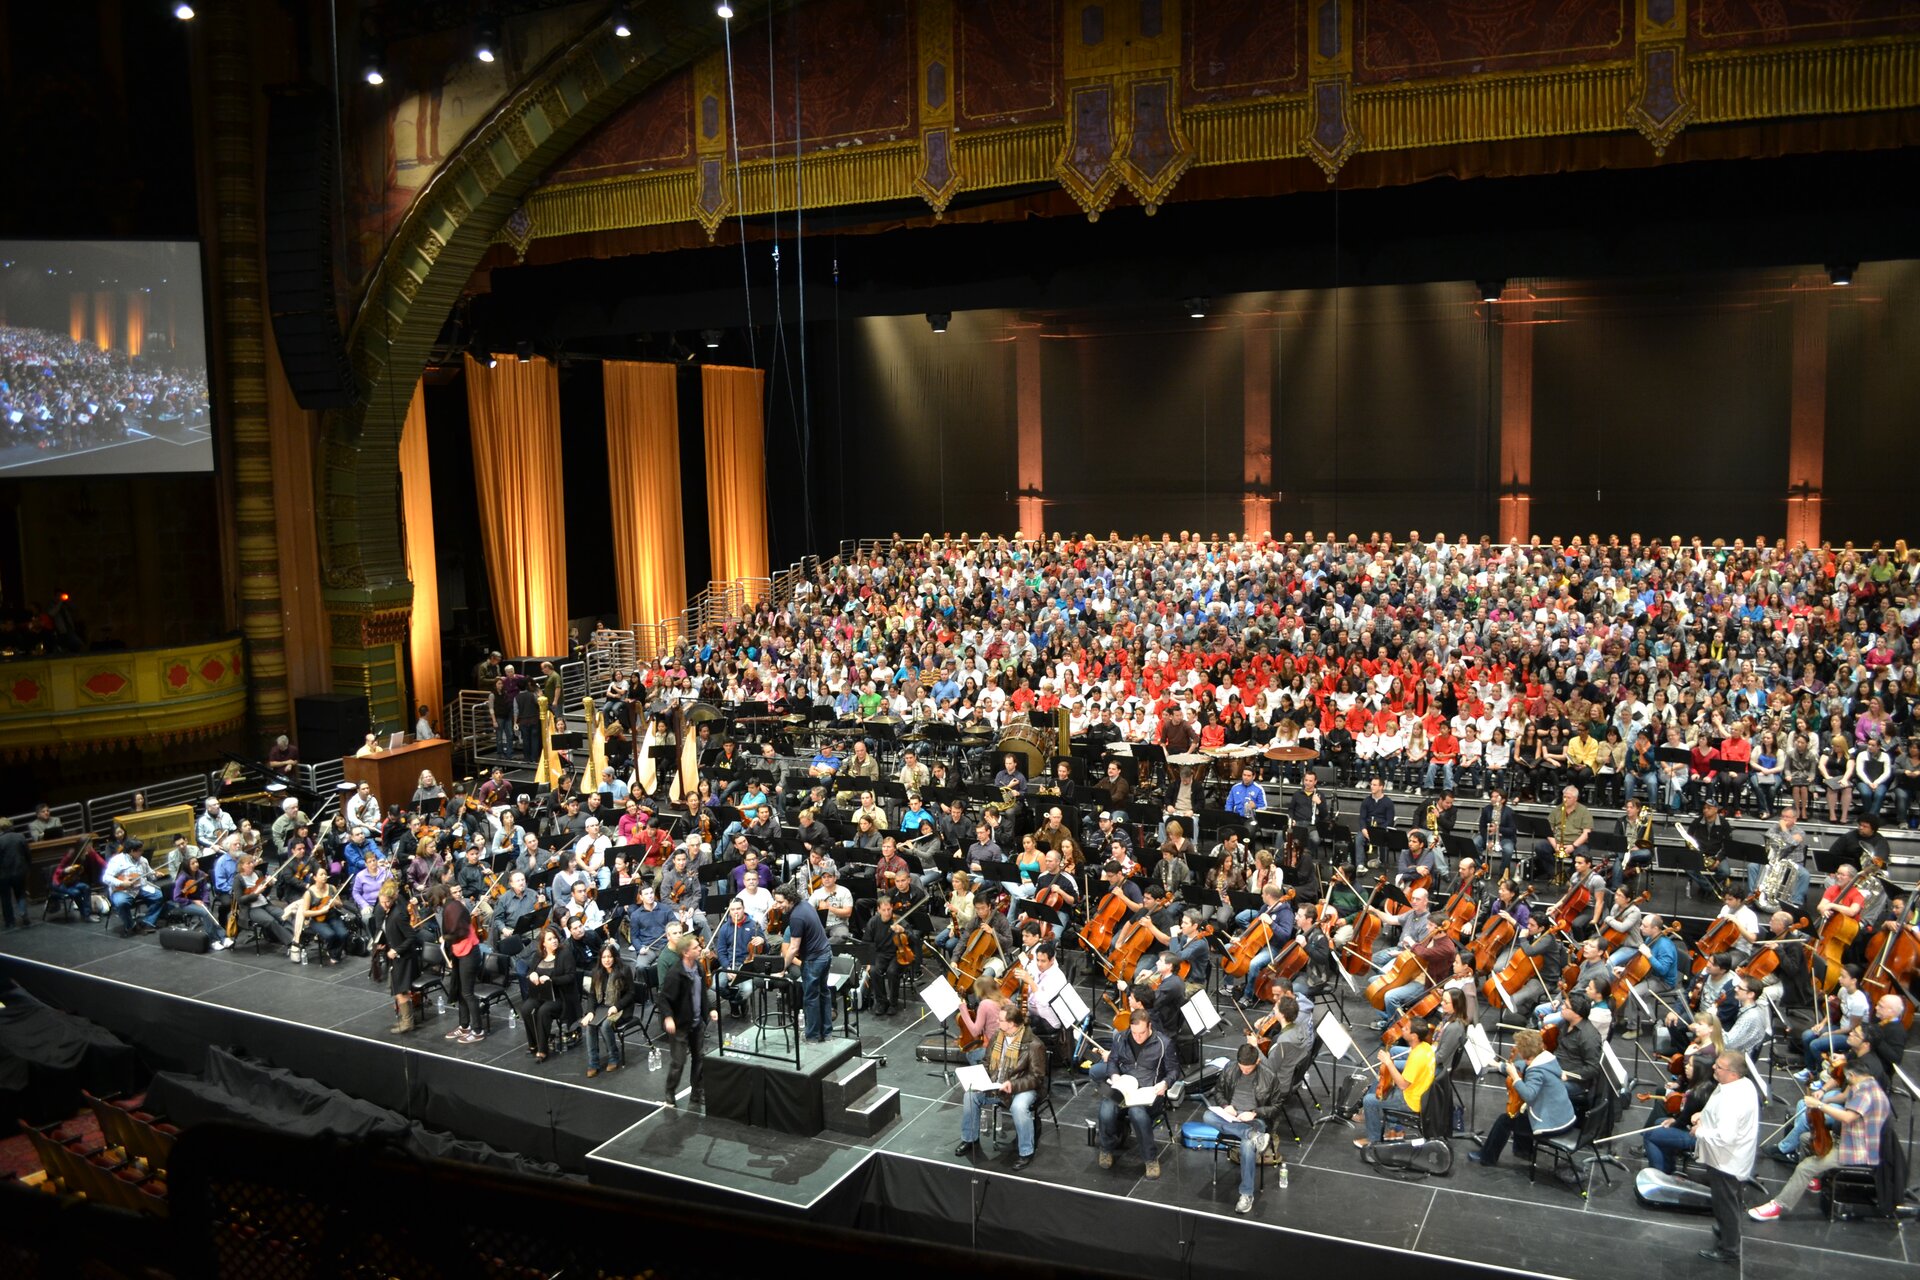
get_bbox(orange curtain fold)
[399,383,444,726]
[603,361,688,628]
[464,353,570,656]
[92,291,114,351]
[69,292,87,343]
[125,291,147,357]
[700,364,770,584]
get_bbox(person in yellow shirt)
[1356,1018,1435,1147]
[1565,722,1602,795]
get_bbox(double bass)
[1861,919,1919,1029]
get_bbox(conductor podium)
[340,739,453,812]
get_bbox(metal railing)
[5,800,87,837]
[82,776,212,832]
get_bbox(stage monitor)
[0,240,212,477]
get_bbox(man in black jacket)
[1092,988,1182,1177]
[1286,773,1334,862]
[1355,777,1396,873]
[658,934,719,1107]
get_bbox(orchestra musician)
[169,851,231,950]
[1354,777,1396,873]
[1534,786,1594,886]
[1466,1028,1575,1169]
[376,881,422,1032]
[1356,1017,1435,1150]
[1090,986,1181,1178]
[1377,906,1458,1028]
[491,870,543,960]
[104,838,165,937]
[1286,772,1333,862]
[47,835,105,923]
[1476,786,1519,877]
[581,941,638,1078]
[711,898,766,1018]
[861,894,920,1016]
[955,995,1049,1172]
[1393,829,1437,890]
[658,933,719,1108]
[1612,797,1656,889]
[285,867,348,966]
[1748,1059,1890,1226]
[435,883,485,1042]
[1232,883,1297,1007]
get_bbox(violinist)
[234,854,294,949]
[378,881,423,1032]
[861,894,920,1016]
[350,852,393,927]
[1476,786,1519,876]
[1231,883,1297,1006]
[1748,1060,1889,1225]
[1356,1017,1435,1150]
[1466,1028,1574,1169]
[934,871,978,958]
[712,897,767,1018]
[557,879,606,947]
[491,870,542,959]
[625,884,675,969]
[1091,987,1181,1178]
[1029,850,1081,916]
[453,844,488,902]
[289,867,348,966]
[169,851,231,950]
[657,848,701,913]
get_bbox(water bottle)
[435,992,447,1015]
[506,1003,517,1026]
[648,1046,661,1071]
[1278,1164,1289,1190]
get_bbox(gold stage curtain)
[464,353,570,656]
[700,364,770,583]
[603,361,688,628]
[398,382,443,725]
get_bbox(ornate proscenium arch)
[320,1,771,725]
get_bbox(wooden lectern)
[340,738,455,811]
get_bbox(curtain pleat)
[464,353,570,656]
[399,382,443,726]
[700,364,770,583]
[603,361,688,628]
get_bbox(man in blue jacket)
[1467,1027,1576,1168]
[1354,777,1396,873]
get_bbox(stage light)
[1184,296,1208,319]
[612,2,633,37]
[475,16,499,63]
[515,340,534,363]
[1477,279,1505,303]
[926,312,950,334]
[172,2,195,19]
[702,329,722,349]
[1827,262,1856,287]
[363,50,385,86]
[717,2,734,19]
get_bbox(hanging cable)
[721,13,756,368]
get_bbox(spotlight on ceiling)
[1183,296,1209,319]
[469,344,498,370]
[362,45,386,86]
[1827,262,1856,287]
[474,16,499,63]
[717,2,734,18]
[515,340,534,364]
[611,2,633,38]
[1477,279,1505,304]
[926,312,951,334]
[172,2,195,19]
[702,329,722,349]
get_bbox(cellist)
[1229,883,1296,1006]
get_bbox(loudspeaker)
[265,87,358,409]
[159,927,211,954]
[296,693,370,763]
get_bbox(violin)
[766,901,790,936]
[669,878,690,904]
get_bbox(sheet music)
[1316,1012,1361,1065]
[1108,1073,1160,1108]
[920,976,963,1022]
[1491,974,1518,1014]
[954,1064,995,1093]
[1599,1042,1629,1095]
[1464,1024,1497,1075]
[1182,990,1222,1035]
[1052,983,1091,1023]
[1744,1051,1769,1102]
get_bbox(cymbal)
[865,715,903,725]
[782,714,809,724]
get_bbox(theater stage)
[1,919,1910,1280]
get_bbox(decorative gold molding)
[504,35,1920,243]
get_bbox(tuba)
[1755,832,1795,904]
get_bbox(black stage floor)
[2,916,1913,1279]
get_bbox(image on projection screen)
[0,240,213,477]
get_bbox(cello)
[1861,919,1919,1030]
[1597,890,1652,950]
[1080,887,1131,954]
[1438,864,1481,941]
[1334,870,1390,975]
[1367,947,1428,1011]
[1466,882,1533,974]
[952,922,1003,988]
[1607,920,1684,1009]
[1735,917,1808,983]
[1222,916,1274,978]
[1690,892,1758,974]
[1546,878,1593,934]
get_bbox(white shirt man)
[196,800,237,849]
[346,784,381,831]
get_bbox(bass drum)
[995,721,1053,779]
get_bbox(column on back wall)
[604,361,688,628]
[465,353,569,656]
[1785,275,1828,549]
[1014,328,1044,537]
[1243,321,1274,542]
[701,364,770,583]
[93,291,114,352]
[399,383,442,724]
[1497,285,1534,545]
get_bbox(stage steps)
[821,1056,900,1138]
